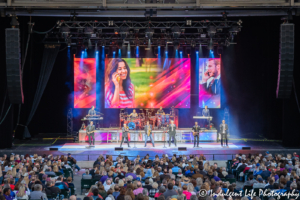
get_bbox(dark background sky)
[0,15,300,145]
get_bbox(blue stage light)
[196,51,199,54]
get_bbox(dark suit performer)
[86,121,95,146]
[168,120,177,147]
[192,122,201,148]
[120,123,130,148]
[220,120,229,147]
[144,121,155,147]
[202,105,210,128]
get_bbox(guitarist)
[86,121,95,146]
[192,122,201,148]
[144,121,155,147]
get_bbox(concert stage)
[5,133,298,162]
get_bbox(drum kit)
[120,108,174,130]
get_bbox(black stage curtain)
[23,44,60,138]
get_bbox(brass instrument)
[147,126,151,136]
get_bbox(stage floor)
[4,133,300,161]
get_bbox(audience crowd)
[1,152,300,200]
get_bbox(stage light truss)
[43,20,242,47]
[67,108,73,136]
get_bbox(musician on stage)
[219,120,229,147]
[86,121,95,146]
[88,106,97,116]
[144,121,155,147]
[129,109,138,118]
[168,120,177,147]
[157,106,165,114]
[120,123,130,148]
[192,122,201,148]
[202,105,210,128]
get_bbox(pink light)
[150,92,154,96]
[140,103,144,106]
[149,84,153,87]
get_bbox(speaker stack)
[277,23,294,99]
[5,28,23,104]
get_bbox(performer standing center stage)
[86,121,95,146]
[220,120,229,147]
[144,121,155,147]
[120,123,130,148]
[168,120,177,147]
[192,122,201,148]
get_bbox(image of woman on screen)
[105,58,135,108]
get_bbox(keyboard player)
[87,106,97,125]
[88,106,97,116]
[202,105,210,128]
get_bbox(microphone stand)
[163,127,167,148]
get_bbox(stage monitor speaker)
[49,148,58,151]
[115,147,123,151]
[178,147,187,151]
[242,147,251,150]
[277,23,294,99]
[5,28,23,104]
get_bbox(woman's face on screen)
[117,61,128,80]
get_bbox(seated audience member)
[45,180,61,198]
[163,183,177,199]
[30,184,48,200]
[83,170,92,179]
[112,185,120,199]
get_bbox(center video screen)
[105,58,190,108]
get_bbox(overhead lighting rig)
[44,20,242,48]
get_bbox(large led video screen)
[74,58,96,108]
[199,58,221,108]
[105,58,190,108]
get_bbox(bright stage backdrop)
[105,58,190,108]
[74,57,96,108]
[199,58,221,108]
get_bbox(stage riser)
[79,129,217,142]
